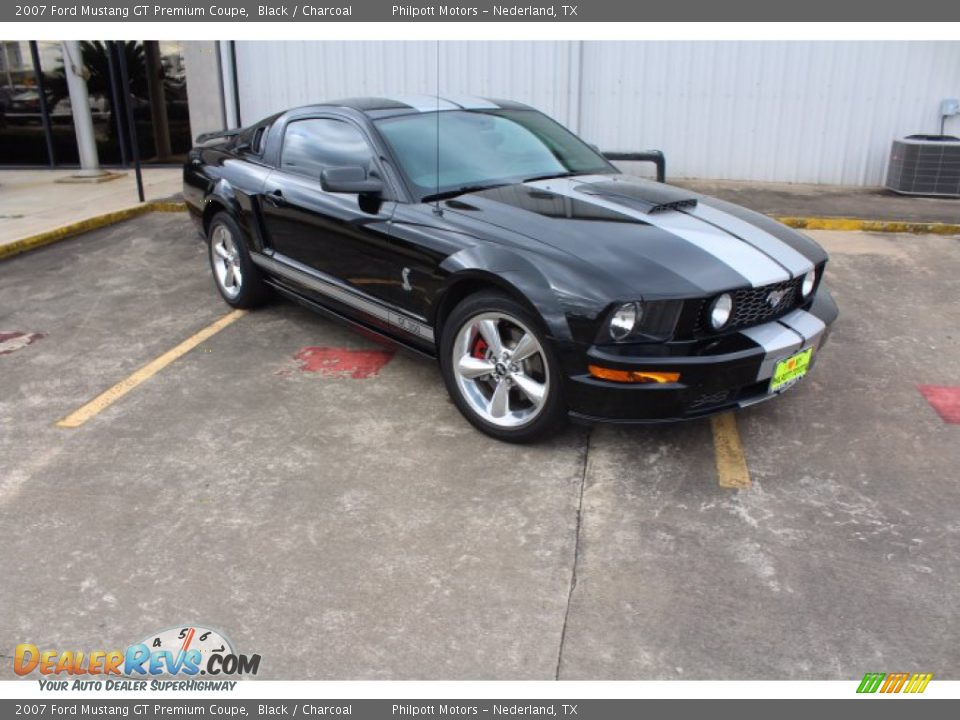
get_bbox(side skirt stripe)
[251,253,435,344]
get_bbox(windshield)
[374,109,615,200]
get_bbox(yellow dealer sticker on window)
[770,347,813,393]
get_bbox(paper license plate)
[769,347,813,393]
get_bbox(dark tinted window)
[281,118,374,177]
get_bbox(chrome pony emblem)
[766,289,788,308]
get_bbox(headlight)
[609,302,641,340]
[801,269,817,297]
[709,293,733,330]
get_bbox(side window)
[280,118,374,178]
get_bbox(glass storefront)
[0,40,192,167]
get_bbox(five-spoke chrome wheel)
[452,311,550,429]
[210,223,243,299]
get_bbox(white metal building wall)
[234,41,578,126]
[232,41,960,186]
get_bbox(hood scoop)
[576,180,698,214]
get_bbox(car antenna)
[433,41,443,217]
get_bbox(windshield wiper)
[421,183,511,203]
[522,170,584,183]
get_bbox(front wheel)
[440,291,567,443]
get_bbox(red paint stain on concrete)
[293,346,394,379]
[918,385,960,424]
[0,331,44,356]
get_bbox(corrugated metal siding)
[235,41,576,126]
[234,41,960,186]
[580,41,960,185]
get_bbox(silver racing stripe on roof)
[383,95,460,112]
[524,178,791,288]
[443,95,501,110]
[685,202,815,278]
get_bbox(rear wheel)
[440,291,566,443]
[207,212,270,308]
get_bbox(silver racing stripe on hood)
[684,202,815,278]
[525,178,791,288]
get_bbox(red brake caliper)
[472,335,489,359]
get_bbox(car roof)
[295,95,535,119]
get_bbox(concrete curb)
[0,201,188,262]
[2,203,956,263]
[777,216,960,235]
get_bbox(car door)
[258,116,397,291]
[259,115,448,331]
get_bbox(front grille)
[696,276,804,334]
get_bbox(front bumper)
[563,288,839,423]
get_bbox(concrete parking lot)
[1,212,958,680]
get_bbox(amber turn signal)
[587,365,681,384]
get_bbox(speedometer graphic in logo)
[128,625,234,678]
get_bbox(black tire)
[206,212,270,309]
[440,290,567,443]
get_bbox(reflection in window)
[0,40,193,166]
[281,119,374,178]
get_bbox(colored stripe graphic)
[905,673,934,694]
[857,672,932,694]
[857,673,886,693]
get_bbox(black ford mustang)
[183,96,838,442]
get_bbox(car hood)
[440,174,828,298]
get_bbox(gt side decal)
[525,178,790,288]
[251,253,435,343]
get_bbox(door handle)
[264,189,285,207]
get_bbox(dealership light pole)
[61,41,106,178]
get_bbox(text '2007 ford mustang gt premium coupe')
[183,96,838,442]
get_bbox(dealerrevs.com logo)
[14,626,260,691]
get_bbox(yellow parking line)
[711,412,751,489]
[56,309,247,429]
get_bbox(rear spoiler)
[195,128,241,145]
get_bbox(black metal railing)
[603,150,666,183]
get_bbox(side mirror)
[320,166,383,195]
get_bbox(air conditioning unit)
[885,135,960,197]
